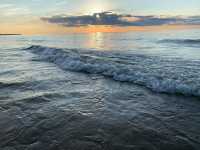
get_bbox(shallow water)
[0,29,200,150]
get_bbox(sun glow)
[1,17,200,35]
[82,1,111,15]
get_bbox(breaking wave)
[25,45,200,97]
[159,39,200,45]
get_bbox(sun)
[82,1,111,15]
[88,7,105,14]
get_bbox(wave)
[159,39,200,45]
[25,45,200,97]
[0,81,25,88]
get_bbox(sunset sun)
[82,1,111,14]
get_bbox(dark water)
[1,30,200,150]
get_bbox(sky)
[0,0,200,34]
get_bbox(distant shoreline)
[0,34,21,36]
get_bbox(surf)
[25,45,200,97]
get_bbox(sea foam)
[26,45,200,97]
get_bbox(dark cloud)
[181,16,200,25]
[41,12,200,27]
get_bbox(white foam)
[26,45,200,97]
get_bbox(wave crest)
[26,45,200,97]
[159,39,200,45]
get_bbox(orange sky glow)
[1,21,200,35]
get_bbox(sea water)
[0,29,200,150]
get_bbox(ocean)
[0,29,200,150]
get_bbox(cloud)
[181,16,200,25]
[41,12,200,27]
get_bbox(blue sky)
[1,0,200,18]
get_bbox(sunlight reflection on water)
[1,28,200,60]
